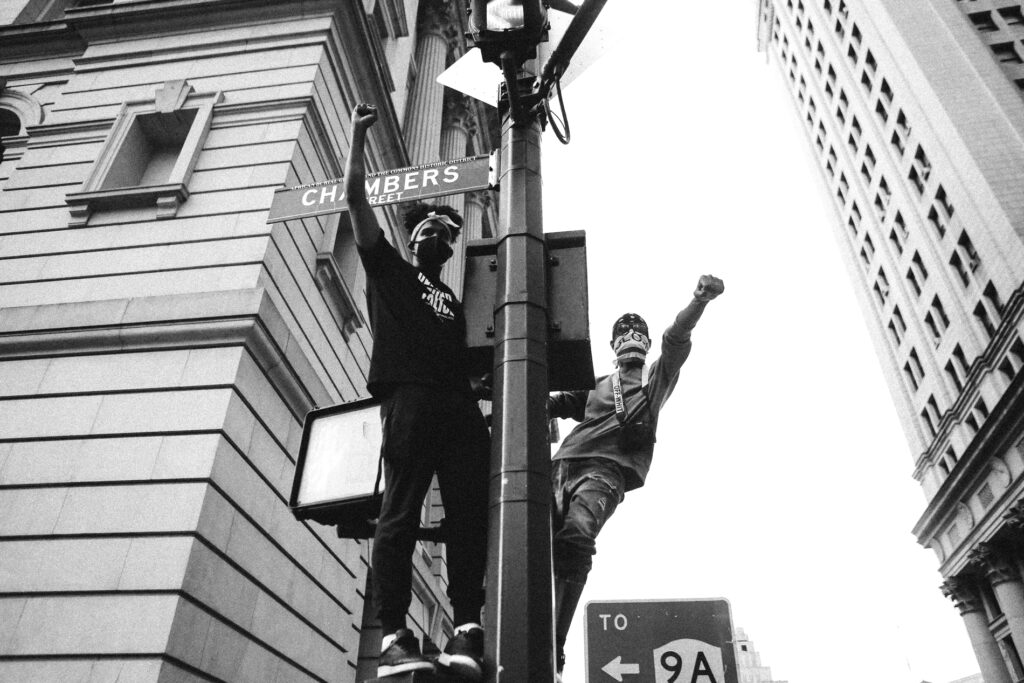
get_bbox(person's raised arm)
[345,103,382,250]
[667,274,725,342]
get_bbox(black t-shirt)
[357,233,472,398]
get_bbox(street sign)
[584,599,738,683]
[266,154,492,224]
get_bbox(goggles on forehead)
[409,211,459,243]
[612,313,649,340]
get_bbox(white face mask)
[612,329,651,364]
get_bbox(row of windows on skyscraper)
[772,0,1024,473]
[959,0,1024,95]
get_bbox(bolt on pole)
[483,60,556,682]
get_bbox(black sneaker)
[378,628,434,678]
[437,627,484,680]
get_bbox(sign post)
[584,599,739,683]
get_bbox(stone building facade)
[0,0,497,680]
[757,0,1024,681]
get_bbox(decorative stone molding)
[968,542,1020,586]
[957,501,975,530]
[0,87,44,132]
[314,252,366,342]
[443,93,477,137]
[941,576,984,615]
[991,457,1012,487]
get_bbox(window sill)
[65,183,189,226]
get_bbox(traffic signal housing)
[466,0,548,65]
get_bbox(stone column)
[405,0,453,165]
[943,576,1014,683]
[439,94,476,291]
[463,190,490,243]
[971,542,1024,664]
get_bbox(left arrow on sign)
[602,656,640,681]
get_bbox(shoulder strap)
[612,369,651,425]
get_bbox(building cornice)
[0,20,85,63]
[912,283,1024,478]
[0,287,339,422]
[912,368,1024,563]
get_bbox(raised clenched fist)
[694,274,724,302]
[352,103,378,131]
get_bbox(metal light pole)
[484,59,555,682]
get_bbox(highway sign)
[584,599,738,683]
[267,154,492,223]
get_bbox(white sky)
[535,1,982,681]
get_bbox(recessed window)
[65,80,220,226]
[861,71,873,94]
[992,42,1024,64]
[947,344,969,391]
[911,251,928,282]
[927,207,947,237]
[874,268,891,305]
[968,11,998,32]
[974,301,997,339]
[910,167,925,195]
[875,99,888,123]
[860,234,876,268]
[880,79,894,105]
[890,130,906,155]
[0,109,22,163]
[888,306,907,346]
[851,23,862,46]
[983,281,1003,317]
[889,212,907,255]
[905,348,924,392]
[913,146,932,181]
[935,185,954,218]
[1000,6,1024,26]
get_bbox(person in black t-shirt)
[344,103,490,681]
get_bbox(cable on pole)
[544,75,571,144]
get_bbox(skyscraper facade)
[757,1,1024,681]
[0,1,496,680]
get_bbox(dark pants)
[551,458,624,656]
[551,458,624,581]
[372,384,490,634]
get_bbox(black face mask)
[415,235,453,266]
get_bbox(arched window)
[0,108,23,162]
